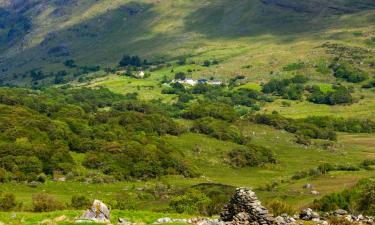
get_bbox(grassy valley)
[0,0,374,224]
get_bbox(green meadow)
[0,0,374,224]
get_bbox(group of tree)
[307,85,353,105]
[262,75,309,100]
[251,114,337,142]
[313,178,375,215]
[119,55,147,67]
[331,61,369,83]
[0,87,198,182]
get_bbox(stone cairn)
[220,188,275,225]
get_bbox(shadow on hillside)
[182,0,375,41]
[0,1,174,78]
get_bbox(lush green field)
[1,127,373,211]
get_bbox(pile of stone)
[76,200,111,224]
[298,208,375,224]
[220,188,275,225]
[274,214,296,225]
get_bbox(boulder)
[118,218,133,225]
[156,217,172,223]
[303,184,313,189]
[77,200,110,223]
[299,208,319,221]
[333,209,348,216]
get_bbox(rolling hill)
[0,1,374,224]
[0,0,374,85]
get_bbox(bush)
[0,168,7,183]
[192,117,246,144]
[332,62,368,83]
[266,200,296,216]
[227,145,276,167]
[32,193,65,212]
[191,183,235,216]
[71,195,91,209]
[0,192,16,211]
[174,72,186,80]
[283,62,305,71]
[183,102,238,122]
[119,55,143,67]
[313,178,375,215]
[251,114,337,141]
[313,191,354,212]
[308,86,353,105]
[262,75,308,99]
[358,180,375,215]
[169,189,212,215]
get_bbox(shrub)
[192,117,246,144]
[266,200,296,216]
[308,86,353,105]
[328,216,355,225]
[119,55,143,67]
[203,60,211,67]
[183,102,238,122]
[332,62,368,83]
[313,191,354,212]
[227,145,276,167]
[261,75,308,99]
[251,114,337,141]
[71,195,91,209]
[32,193,65,212]
[169,189,212,215]
[313,178,375,214]
[0,193,16,211]
[358,180,375,215]
[174,72,186,80]
[0,168,7,183]
[191,183,235,216]
[283,62,305,71]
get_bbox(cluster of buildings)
[171,78,223,86]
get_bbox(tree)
[203,60,211,67]
[32,193,65,212]
[170,189,212,215]
[177,58,186,65]
[358,181,375,215]
[0,193,16,211]
[63,59,77,68]
[71,195,91,209]
[119,55,142,67]
[328,87,353,105]
[174,72,186,80]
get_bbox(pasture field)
[1,126,373,211]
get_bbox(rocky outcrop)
[77,200,110,224]
[220,188,274,225]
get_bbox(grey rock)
[156,217,172,223]
[118,218,133,225]
[78,199,110,223]
[334,209,347,216]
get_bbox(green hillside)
[0,0,374,85]
[0,1,374,224]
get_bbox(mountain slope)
[0,0,374,85]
